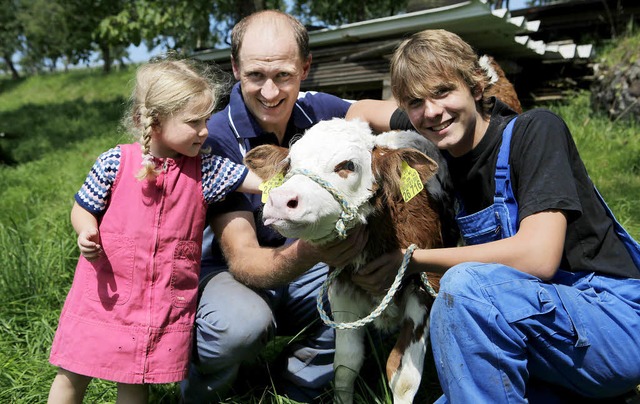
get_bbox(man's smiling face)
[232,21,310,141]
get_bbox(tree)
[14,0,121,74]
[209,0,285,45]
[19,0,70,72]
[96,0,217,67]
[0,0,23,79]
[78,0,130,73]
[139,0,218,52]
[291,0,407,26]
[4,0,426,78]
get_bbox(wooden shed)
[193,0,597,105]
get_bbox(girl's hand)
[351,249,405,294]
[78,227,102,261]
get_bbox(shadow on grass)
[217,329,443,404]
[0,97,127,165]
[0,76,26,95]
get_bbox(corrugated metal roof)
[192,0,595,101]
[192,0,593,64]
[511,0,640,44]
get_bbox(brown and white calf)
[481,54,523,114]
[244,118,457,404]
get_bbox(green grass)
[550,91,640,238]
[0,67,139,404]
[0,51,639,402]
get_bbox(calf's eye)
[335,160,356,178]
[336,160,356,172]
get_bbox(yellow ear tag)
[400,161,423,202]
[259,173,285,203]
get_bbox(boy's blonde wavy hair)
[390,29,497,118]
[122,55,229,180]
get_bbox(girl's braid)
[136,105,160,180]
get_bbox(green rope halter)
[284,168,365,240]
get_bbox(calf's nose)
[268,188,299,211]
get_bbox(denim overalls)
[430,117,640,403]
[455,117,520,245]
[456,117,640,261]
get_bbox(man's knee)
[438,262,528,296]
[194,280,276,370]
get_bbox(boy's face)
[404,80,487,158]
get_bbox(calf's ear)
[372,147,439,200]
[243,145,290,181]
[400,149,439,184]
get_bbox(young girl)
[47,57,262,403]
[350,29,640,402]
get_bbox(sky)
[127,43,158,63]
[127,0,531,63]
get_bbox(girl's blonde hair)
[390,29,495,117]
[122,55,227,180]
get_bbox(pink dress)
[50,143,244,384]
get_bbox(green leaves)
[292,0,408,26]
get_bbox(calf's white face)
[262,119,378,244]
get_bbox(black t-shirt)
[391,99,639,279]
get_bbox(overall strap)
[494,117,519,235]
[593,187,640,270]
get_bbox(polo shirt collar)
[227,82,315,140]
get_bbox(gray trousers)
[181,263,335,403]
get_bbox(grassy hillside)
[0,67,145,403]
[0,55,638,403]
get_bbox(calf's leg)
[328,286,367,404]
[387,290,430,404]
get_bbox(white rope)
[317,244,422,330]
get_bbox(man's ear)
[300,54,312,81]
[231,56,241,81]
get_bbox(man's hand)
[351,248,405,294]
[298,225,369,269]
[77,227,102,262]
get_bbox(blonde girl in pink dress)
[47,57,262,403]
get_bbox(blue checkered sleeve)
[74,146,121,214]
[201,153,248,204]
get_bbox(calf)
[244,118,457,403]
[481,54,523,113]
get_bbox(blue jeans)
[431,263,640,403]
[181,263,334,403]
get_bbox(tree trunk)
[101,44,112,74]
[2,53,20,80]
[49,57,58,72]
[232,0,264,21]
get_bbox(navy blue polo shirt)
[201,82,352,276]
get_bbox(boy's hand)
[78,227,102,261]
